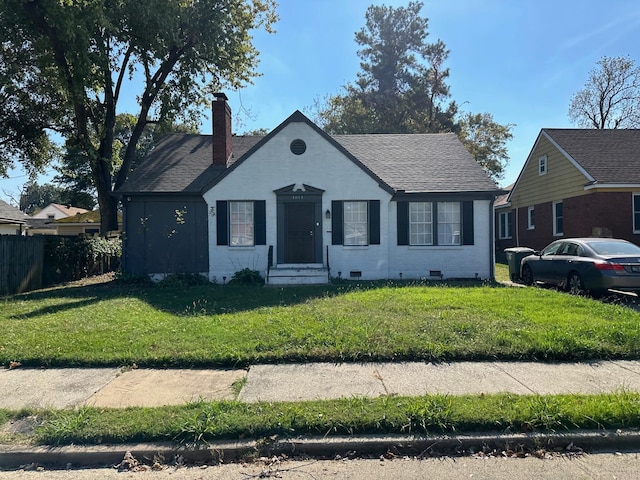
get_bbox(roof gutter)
[392,190,500,201]
[584,183,640,190]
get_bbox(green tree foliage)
[19,181,96,214]
[0,12,63,179]
[315,2,512,181]
[241,127,270,136]
[54,114,198,201]
[568,56,640,129]
[458,113,514,182]
[0,0,277,233]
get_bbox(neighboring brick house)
[117,94,500,284]
[496,129,640,255]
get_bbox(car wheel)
[521,265,534,286]
[567,272,585,295]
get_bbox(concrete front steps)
[266,265,329,285]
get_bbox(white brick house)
[118,94,500,284]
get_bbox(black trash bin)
[504,247,535,282]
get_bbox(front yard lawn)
[3,277,640,448]
[1,278,639,367]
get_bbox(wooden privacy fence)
[0,235,44,296]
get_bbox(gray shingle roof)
[335,133,497,193]
[543,129,640,184]
[117,134,262,194]
[118,122,498,196]
[0,199,27,224]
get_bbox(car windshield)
[587,240,640,255]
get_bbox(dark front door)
[285,203,315,263]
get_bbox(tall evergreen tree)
[318,2,457,135]
[315,2,512,181]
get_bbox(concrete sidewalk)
[2,360,640,409]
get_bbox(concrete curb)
[2,430,640,470]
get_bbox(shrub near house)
[43,236,121,285]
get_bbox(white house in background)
[0,199,28,235]
[27,203,90,236]
[31,203,89,221]
[117,94,501,284]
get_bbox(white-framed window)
[437,202,461,245]
[409,202,433,245]
[527,206,535,230]
[344,201,368,246]
[538,155,547,176]
[498,211,512,239]
[634,194,640,233]
[553,201,563,236]
[230,201,254,246]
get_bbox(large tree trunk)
[96,49,118,235]
[93,157,118,235]
[99,193,119,235]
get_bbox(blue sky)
[3,0,640,204]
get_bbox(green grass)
[2,277,639,367]
[4,391,640,446]
[2,275,640,448]
[495,262,510,283]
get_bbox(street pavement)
[2,454,640,479]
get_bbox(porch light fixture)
[325,209,331,219]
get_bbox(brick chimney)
[212,93,232,166]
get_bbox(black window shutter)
[462,200,474,245]
[397,201,409,245]
[369,200,380,245]
[254,200,266,245]
[216,201,228,245]
[332,200,343,245]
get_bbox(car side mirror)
[534,251,541,256]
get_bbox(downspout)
[515,202,520,247]
[490,196,496,280]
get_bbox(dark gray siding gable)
[123,196,208,275]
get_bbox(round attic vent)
[290,139,306,155]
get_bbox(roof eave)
[117,191,205,197]
[392,190,501,200]
[584,183,640,190]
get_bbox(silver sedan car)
[520,238,640,295]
